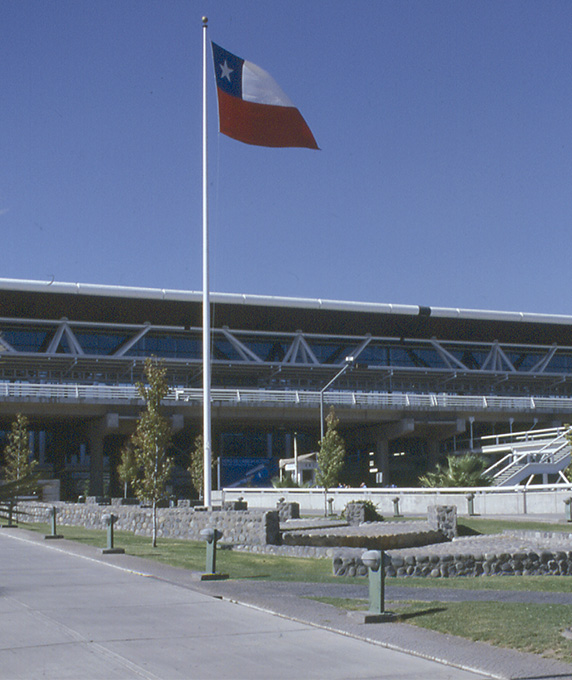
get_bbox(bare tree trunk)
[152,444,159,548]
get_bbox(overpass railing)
[3,381,572,414]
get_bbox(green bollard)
[392,497,402,517]
[101,513,124,554]
[357,550,395,623]
[466,492,475,516]
[44,506,63,540]
[363,550,384,614]
[564,497,572,522]
[199,528,228,581]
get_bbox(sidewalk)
[1,528,571,680]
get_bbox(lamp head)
[361,550,382,571]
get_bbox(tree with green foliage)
[117,442,137,498]
[563,427,572,482]
[128,358,173,547]
[187,434,218,500]
[188,434,203,499]
[316,407,346,515]
[3,414,37,482]
[418,453,491,488]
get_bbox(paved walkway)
[1,529,572,680]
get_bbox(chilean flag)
[212,43,319,150]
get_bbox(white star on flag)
[219,60,233,82]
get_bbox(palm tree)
[419,453,491,487]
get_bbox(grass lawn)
[20,522,349,582]
[19,518,572,664]
[312,596,572,664]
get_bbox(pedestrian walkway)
[0,528,571,680]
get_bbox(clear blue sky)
[3,0,572,315]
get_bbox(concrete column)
[427,440,440,469]
[374,438,390,486]
[88,414,119,497]
[39,431,46,466]
[88,421,105,497]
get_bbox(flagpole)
[202,16,212,509]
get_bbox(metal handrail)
[3,381,572,415]
[484,429,571,482]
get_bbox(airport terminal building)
[1,278,572,498]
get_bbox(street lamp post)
[320,356,354,442]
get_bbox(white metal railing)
[481,426,566,446]
[484,452,520,478]
[3,381,572,415]
[222,480,572,497]
[483,427,571,483]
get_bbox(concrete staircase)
[483,428,571,486]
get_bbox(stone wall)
[276,500,300,521]
[282,524,445,550]
[17,501,280,546]
[333,547,572,578]
[427,504,457,540]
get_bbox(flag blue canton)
[212,43,243,98]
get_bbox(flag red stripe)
[217,88,318,149]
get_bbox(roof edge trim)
[0,278,571,326]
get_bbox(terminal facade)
[1,278,572,498]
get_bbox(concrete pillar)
[88,414,119,497]
[374,438,390,486]
[39,431,46,466]
[427,440,440,468]
[88,421,105,497]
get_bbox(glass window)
[75,332,128,355]
[546,352,572,374]
[1,328,49,353]
[125,334,200,359]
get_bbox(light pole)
[320,356,354,442]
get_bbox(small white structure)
[279,452,318,486]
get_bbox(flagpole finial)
[202,16,208,25]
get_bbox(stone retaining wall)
[17,502,280,546]
[282,525,446,550]
[333,542,572,578]
[427,505,457,540]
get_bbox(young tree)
[564,428,572,482]
[316,407,346,516]
[187,434,217,500]
[3,414,37,482]
[129,357,173,547]
[418,453,491,488]
[188,434,204,499]
[117,442,137,499]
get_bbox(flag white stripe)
[242,60,295,107]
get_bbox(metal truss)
[2,316,572,398]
